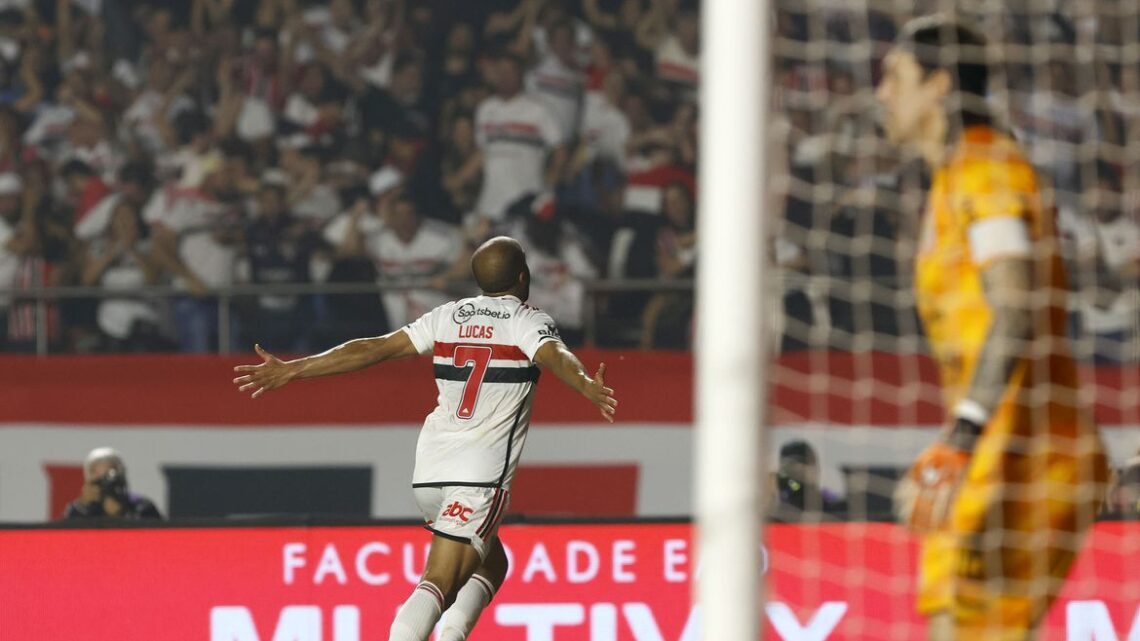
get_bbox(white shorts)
[414,485,510,559]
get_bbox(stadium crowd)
[0,0,699,353]
[773,1,1140,361]
[0,0,1134,359]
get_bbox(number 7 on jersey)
[453,345,493,419]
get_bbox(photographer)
[769,440,846,523]
[63,447,162,520]
[1105,455,1140,520]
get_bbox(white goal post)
[695,0,770,640]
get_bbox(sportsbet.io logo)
[452,302,511,324]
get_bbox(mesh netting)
[766,1,1139,638]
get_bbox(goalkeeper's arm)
[946,257,1035,451]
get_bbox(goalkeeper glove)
[894,417,980,533]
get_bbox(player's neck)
[917,112,950,170]
[481,289,523,301]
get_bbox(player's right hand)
[585,363,618,423]
[894,441,970,533]
[232,344,296,399]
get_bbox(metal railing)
[8,272,1130,357]
[0,278,697,356]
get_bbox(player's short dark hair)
[896,15,991,125]
[779,440,817,465]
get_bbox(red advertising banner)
[1,522,1137,641]
[0,352,1135,426]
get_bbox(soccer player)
[232,236,617,641]
[875,16,1109,641]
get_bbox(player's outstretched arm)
[533,341,618,423]
[232,331,420,399]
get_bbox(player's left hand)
[584,363,618,423]
[894,441,971,533]
[232,344,296,399]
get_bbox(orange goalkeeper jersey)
[914,125,1087,438]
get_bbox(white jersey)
[474,94,563,220]
[371,220,462,328]
[525,54,585,141]
[401,294,563,490]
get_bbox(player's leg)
[438,536,509,641]
[389,534,483,641]
[949,443,1102,641]
[391,486,508,641]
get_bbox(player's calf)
[421,535,485,607]
[438,538,509,641]
[390,536,483,641]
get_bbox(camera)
[776,469,808,509]
[93,468,127,501]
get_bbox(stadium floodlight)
[695,0,770,639]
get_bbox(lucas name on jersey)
[459,325,495,340]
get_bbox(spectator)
[602,213,657,325]
[622,102,697,216]
[526,19,586,142]
[63,447,162,520]
[510,193,598,343]
[1060,163,1140,362]
[144,156,241,352]
[280,138,341,225]
[310,187,386,349]
[80,200,167,351]
[236,27,288,111]
[639,5,700,95]
[472,51,566,232]
[440,112,482,216]
[157,110,214,188]
[641,180,695,349]
[359,53,431,138]
[583,0,647,46]
[326,189,460,329]
[1105,455,1140,520]
[434,22,479,108]
[282,62,331,132]
[240,178,317,352]
[579,69,631,170]
[74,159,153,241]
[6,160,70,352]
[60,158,109,227]
[63,116,124,185]
[0,108,22,173]
[0,171,23,342]
[769,440,845,523]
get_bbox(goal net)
[765,1,1140,639]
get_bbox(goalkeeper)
[875,15,1108,641]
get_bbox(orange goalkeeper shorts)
[917,429,1107,638]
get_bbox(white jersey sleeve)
[513,305,564,361]
[401,302,452,355]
